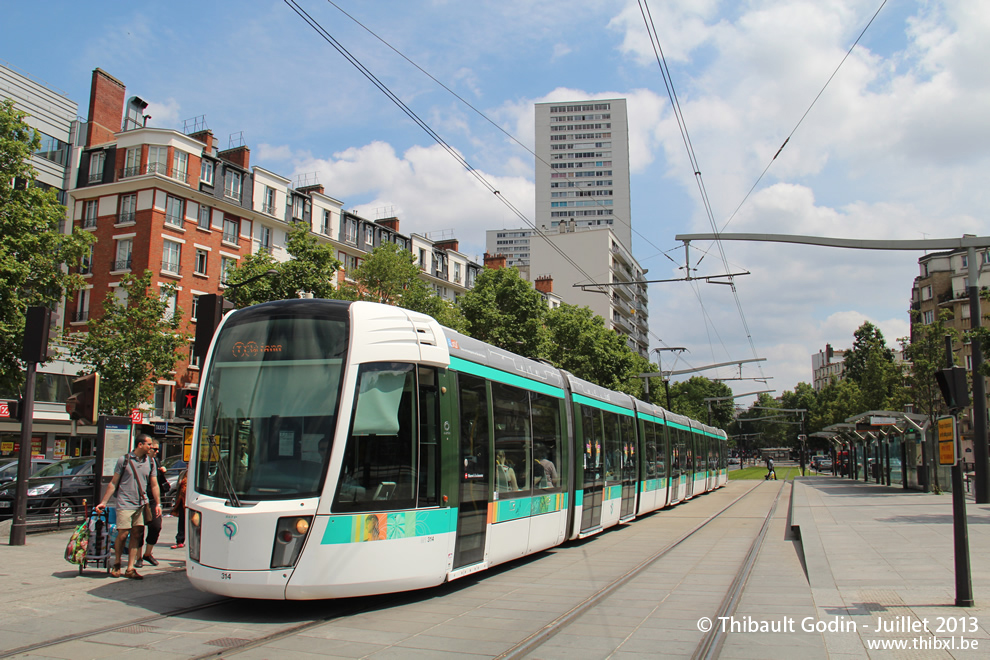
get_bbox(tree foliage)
[458,267,547,358]
[352,241,422,305]
[543,303,635,392]
[70,271,188,415]
[667,376,735,428]
[0,99,93,392]
[353,242,466,331]
[223,222,347,307]
[903,310,957,424]
[842,321,906,411]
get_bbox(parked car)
[0,458,57,487]
[728,457,740,465]
[818,458,833,471]
[0,456,95,522]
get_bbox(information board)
[937,416,957,466]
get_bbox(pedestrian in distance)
[95,434,162,579]
[765,455,776,481]
[171,470,186,549]
[136,438,169,568]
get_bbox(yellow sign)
[937,416,956,466]
[183,427,193,462]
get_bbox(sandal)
[110,563,121,578]
[170,543,184,549]
[124,569,144,580]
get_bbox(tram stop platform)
[0,478,988,659]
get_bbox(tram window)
[333,363,417,512]
[417,366,440,507]
[492,382,531,495]
[602,410,622,485]
[579,405,602,487]
[619,414,636,481]
[530,392,562,491]
[458,373,490,481]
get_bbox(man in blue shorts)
[95,434,162,579]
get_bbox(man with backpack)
[765,455,776,480]
[95,434,162,579]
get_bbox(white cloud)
[288,141,534,259]
[145,98,181,128]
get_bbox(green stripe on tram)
[320,508,457,545]
[572,393,635,417]
[639,413,667,425]
[449,356,565,398]
[492,492,567,522]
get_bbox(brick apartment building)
[67,68,480,430]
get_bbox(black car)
[0,458,57,487]
[0,456,95,522]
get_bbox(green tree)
[352,241,421,305]
[732,393,786,450]
[0,99,93,392]
[458,267,547,358]
[904,310,957,423]
[843,321,906,411]
[809,377,864,431]
[223,222,347,307]
[543,303,635,391]
[667,376,735,429]
[71,271,188,415]
[352,241,466,331]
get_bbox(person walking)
[171,470,187,549]
[95,434,162,579]
[136,439,169,568]
[765,455,776,481]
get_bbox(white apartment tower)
[486,98,649,357]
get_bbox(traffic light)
[176,388,199,419]
[194,294,233,363]
[935,366,970,412]
[65,372,100,425]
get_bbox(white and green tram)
[184,299,727,599]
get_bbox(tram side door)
[579,405,604,532]
[452,374,490,570]
[619,414,637,519]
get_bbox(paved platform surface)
[0,477,988,658]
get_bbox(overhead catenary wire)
[321,0,682,283]
[282,0,608,294]
[719,0,890,233]
[638,0,763,381]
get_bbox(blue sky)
[4,1,989,403]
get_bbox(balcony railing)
[258,245,273,255]
[72,310,89,323]
[164,213,183,228]
[113,257,132,271]
[88,171,104,184]
[117,211,135,224]
[82,215,97,229]
[118,164,192,184]
[222,231,238,244]
[161,260,181,274]
[262,203,276,215]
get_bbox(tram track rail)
[0,597,232,659]
[1,482,781,660]
[496,480,784,660]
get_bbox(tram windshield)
[194,309,348,501]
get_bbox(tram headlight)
[271,516,313,569]
[189,509,201,562]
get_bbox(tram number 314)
[221,572,233,580]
